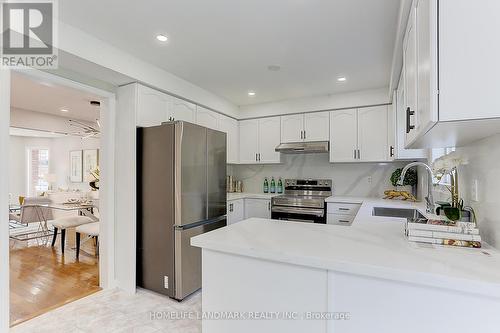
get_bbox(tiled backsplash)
[231,154,407,197]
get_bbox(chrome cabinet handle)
[390,145,394,157]
[304,130,306,139]
[354,149,356,159]
[357,149,361,160]
[339,220,350,223]
[338,208,349,211]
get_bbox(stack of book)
[405,218,481,248]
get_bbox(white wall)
[51,136,99,191]
[238,88,389,119]
[232,154,406,197]
[8,134,99,201]
[450,134,500,249]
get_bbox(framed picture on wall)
[83,149,99,181]
[70,150,83,182]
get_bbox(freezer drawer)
[174,217,227,300]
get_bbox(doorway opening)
[8,70,114,327]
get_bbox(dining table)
[9,202,99,243]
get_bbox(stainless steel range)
[271,179,332,224]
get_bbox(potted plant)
[390,167,418,197]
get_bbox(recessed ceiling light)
[156,34,168,42]
[337,76,347,82]
[248,91,256,96]
[60,108,69,112]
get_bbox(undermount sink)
[372,207,426,221]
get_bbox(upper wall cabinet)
[136,84,170,127]
[170,97,196,123]
[218,114,239,164]
[391,71,427,160]
[136,85,197,126]
[196,106,219,130]
[402,0,500,148]
[330,106,389,163]
[239,117,281,164]
[281,112,329,143]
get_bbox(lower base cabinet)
[244,198,271,219]
[327,202,361,226]
[227,199,244,225]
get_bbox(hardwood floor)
[9,229,100,327]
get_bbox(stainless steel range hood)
[275,141,329,154]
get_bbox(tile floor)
[10,288,202,333]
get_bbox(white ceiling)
[11,72,102,122]
[60,0,400,106]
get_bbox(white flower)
[431,151,468,175]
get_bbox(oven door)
[271,206,326,224]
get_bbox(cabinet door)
[358,106,388,162]
[227,199,245,225]
[304,112,329,142]
[416,0,437,132]
[280,114,303,143]
[395,74,427,160]
[170,97,196,123]
[329,109,358,162]
[239,119,259,164]
[403,6,419,145]
[196,106,219,130]
[258,117,281,164]
[136,84,170,127]
[218,114,239,164]
[244,199,271,219]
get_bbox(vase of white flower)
[431,152,467,221]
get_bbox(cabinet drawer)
[327,214,355,225]
[327,203,361,216]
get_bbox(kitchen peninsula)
[191,198,500,333]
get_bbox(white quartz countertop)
[227,192,279,200]
[192,197,500,298]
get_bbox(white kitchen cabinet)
[227,199,244,225]
[244,198,271,219]
[358,106,388,162]
[326,201,361,226]
[218,114,239,164]
[136,84,170,127]
[392,72,427,160]
[280,112,329,143]
[238,120,259,164]
[280,114,303,143]
[329,109,358,162]
[401,0,500,148]
[303,112,329,142]
[196,106,219,130]
[330,107,389,163]
[403,4,419,145]
[170,97,196,123]
[258,117,281,163]
[239,117,281,164]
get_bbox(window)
[27,148,50,195]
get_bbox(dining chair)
[75,222,100,259]
[51,216,94,254]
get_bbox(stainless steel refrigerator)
[137,121,227,300]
